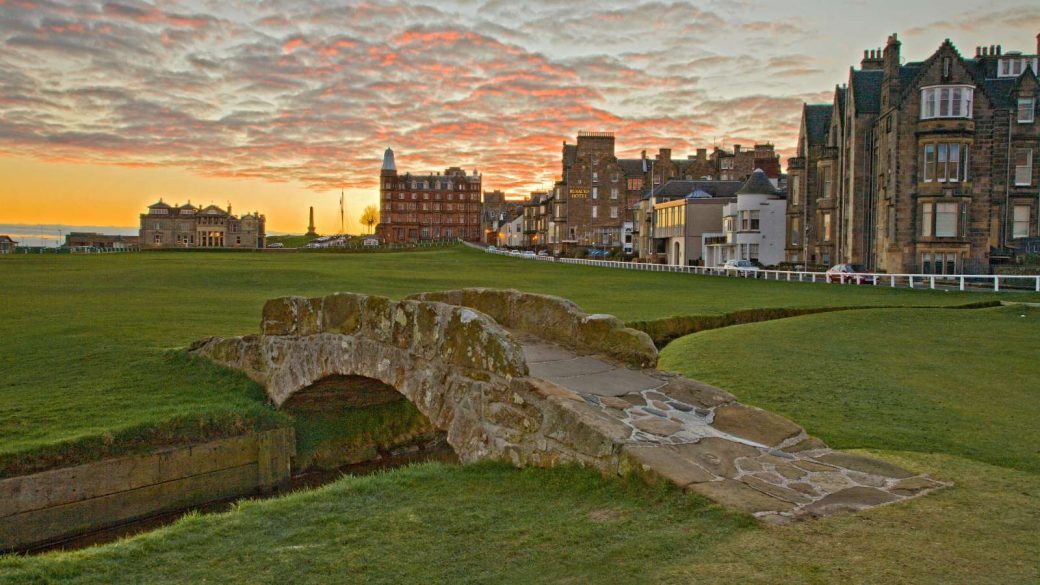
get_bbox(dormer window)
[999,57,1039,78]
[151,208,168,215]
[920,86,973,119]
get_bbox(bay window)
[921,142,970,182]
[920,86,973,119]
[935,202,958,237]
[920,202,960,238]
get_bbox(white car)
[486,246,497,253]
[522,251,537,258]
[510,250,521,256]
[722,259,759,276]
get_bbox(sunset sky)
[2,0,1038,235]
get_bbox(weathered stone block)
[711,404,803,447]
[261,297,297,335]
[321,293,363,334]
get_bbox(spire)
[381,147,396,172]
[306,206,317,237]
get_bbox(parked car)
[826,263,878,285]
[536,250,548,257]
[522,250,537,258]
[267,242,284,248]
[486,246,497,253]
[722,259,759,276]
[510,250,521,256]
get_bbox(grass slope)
[659,305,1040,473]
[5,246,1028,472]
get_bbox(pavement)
[519,337,947,522]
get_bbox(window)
[610,187,618,200]
[611,174,619,183]
[920,86,973,119]
[790,175,800,206]
[610,206,619,219]
[592,172,598,182]
[1013,205,1030,238]
[921,203,933,237]
[922,142,970,182]
[591,206,598,219]
[740,210,750,230]
[592,187,598,199]
[790,217,800,245]
[627,178,643,191]
[153,234,162,244]
[1019,98,1036,123]
[1016,148,1033,186]
[749,210,760,231]
[935,202,958,237]
[921,253,959,275]
[822,167,832,198]
[749,244,759,261]
[999,58,1040,78]
[823,213,832,241]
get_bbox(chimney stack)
[697,148,707,160]
[861,48,884,70]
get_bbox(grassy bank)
[659,305,1040,474]
[5,246,1029,474]
[2,248,1038,583]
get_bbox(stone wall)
[407,288,657,368]
[0,428,294,552]
[191,292,636,470]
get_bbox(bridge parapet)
[407,288,657,368]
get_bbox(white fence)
[483,248,1040,292]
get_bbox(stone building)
[554,132,780,254]
[481,190,526,244]
[0,235,17,254]
[64,233,140,250]
[376,148,482,243]
[788,33,1040,273]
[139,201,266,249]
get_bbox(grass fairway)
[2,249,1039,583]
[659,305,1040,474]
[3,246,1026,474]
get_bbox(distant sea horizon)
[0,224,293,247]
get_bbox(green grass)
[3,248,1040,583]
[4,246,1027,474]
[0,463,754,584]
[264,233,319,248]
[660,305,1040,473]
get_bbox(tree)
[360,205,379,234]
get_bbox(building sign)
[570,187,590,199]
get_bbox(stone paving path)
[522,337,947,522]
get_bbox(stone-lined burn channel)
[6,380,459,556]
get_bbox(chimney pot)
[997,45,1002,56]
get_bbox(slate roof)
[804,104,832,146]
[651,180,743,201]
[563,144,578,168]
[850,70,883,113]
[736,169,781,196]
[617,159,647,176]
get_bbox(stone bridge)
[191,288,943,522]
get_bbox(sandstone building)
[787,33,1040,273]
[139,201,266,249]
[553,132,780,253]
[376,148,482,243]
